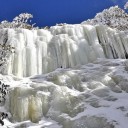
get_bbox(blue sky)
[0,0,126,27]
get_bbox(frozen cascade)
[0,25,103,77]
[0,24,128,77]
[2,24,128,127]
[8,59,128,128]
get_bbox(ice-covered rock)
[2,59,127,128]
[9,85,52,122]
[0,20,128,128]
[0,24,128,77]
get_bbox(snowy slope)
[1,58,128,128]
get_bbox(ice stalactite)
[9,87,43,122]
[0,24,128,77]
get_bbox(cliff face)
[0,24,127,77]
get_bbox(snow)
[0,58,128,128]
[82,6,128,31]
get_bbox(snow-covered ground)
[1,58,128,128]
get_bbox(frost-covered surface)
[82,6,128,31]
[0,13,34,29]
[1,24,128,77]
[0,59,128,128]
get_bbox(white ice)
[0,58,128,128]
[0,24,128,128]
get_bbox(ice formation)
[6,59,128,128]
[1,24,128,77]
[1,24,128,127]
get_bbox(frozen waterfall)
[1,24,128,77]
[2,24,128,128]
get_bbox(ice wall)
[0,24,128,77]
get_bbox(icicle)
[1,24,128,77]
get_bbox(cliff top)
[82,6,128,31]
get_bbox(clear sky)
[0,0,126,27]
